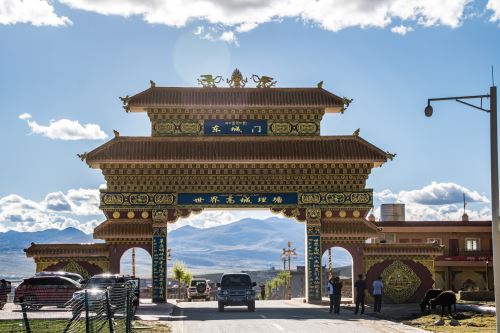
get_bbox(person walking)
[354,274,366,314]
[372,276,383,313]
[327,277,335,314]
[332,276,343,314]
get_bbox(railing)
[0,284,136,333]
[439,249,493,257]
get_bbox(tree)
[265,271,290,300]
[172,261,193,299]
[173,261,187,299]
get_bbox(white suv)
[188,279,211,301]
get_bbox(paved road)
[168,300,428,333]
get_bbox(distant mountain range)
[0,218,352,279]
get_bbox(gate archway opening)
[168,208,308,298]
[120,247,152,279]
[322,246,354,301]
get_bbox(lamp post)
[425,85,500,332]
[281,241,298,300]
[132,247,136,277]
[486,259,490,291]
[166,248,172,300]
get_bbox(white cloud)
[193,26,204,35]
[219,31,238,45]
[19,114,107,140]
[487,0,500,22]
[236,22,258,33]
[5,0,475,36]
[391,25,414,35]
[18,113,32,120]
[376,181,489,205]
[0,189,103,233]
[56,0,471,32]
[374,181,491,221]
[373,202,490,221]
[0,0,72,26]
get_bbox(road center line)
[272,323,285,331]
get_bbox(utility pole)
[425,84,500,332]
[132,247,136,277]
[281,241,298,300]
[328,248,333,279]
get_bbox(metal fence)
[0,285,136,333]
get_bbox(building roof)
[85,135,388,167]
[25,243,109,258]
[322,219,379,238]
[94,219,152,240]
[374,221,491,227]
[126,87,345,112]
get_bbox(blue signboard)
[152,231,167,302]
[204,119,268,135]
[178,193,298,206]
[307,234,321,301]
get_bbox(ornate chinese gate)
[25,70,442,303]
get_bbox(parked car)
[217,273,256,312]
[14,276,82,310]
[68,274,140,317]
[188,279,211,301]
[35,271,85,284]
[0,279,12,310]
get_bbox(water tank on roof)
[381,203,405,222]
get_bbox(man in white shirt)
[327,277,335,314]
[372,277,383,312]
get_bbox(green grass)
[0,318,130,333]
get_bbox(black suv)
[68,274,140,316]
[217,273,256,312]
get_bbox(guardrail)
[0,285,136,333]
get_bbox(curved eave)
[85,135,388,169]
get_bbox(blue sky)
[1,0,500,232]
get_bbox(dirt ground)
[340,302,496,332]
[133,320,173,332]
[403,311,495,332]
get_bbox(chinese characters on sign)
[204,120,268,136]
[178,193,298,206]
[152,230,167,302]
[307,234,321,301]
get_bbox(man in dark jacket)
[354,274,366,314]
[332,277,343,314]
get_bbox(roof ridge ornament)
[119,95,131,112]
[227,68,247,88]
[251,74,277,88]
[150,80,156,88]
[352,128,360,136]
[317,81,324,89]
[197,74,223,88]
[341,97,353,113]
[385,151,397,161]
[77,152,87,161]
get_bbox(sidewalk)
[135,298,175,321]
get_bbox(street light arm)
[456,99,490,113]
[427,94,490,103]
[427,94,491,113]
